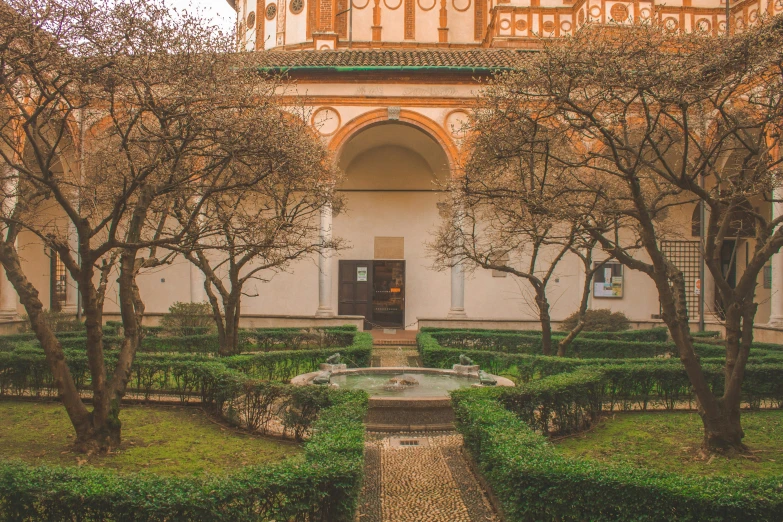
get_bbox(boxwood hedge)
[453,394,783,521]
[0,332,371,397]
[0,387,368,521]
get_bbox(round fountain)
[291,353,514,431]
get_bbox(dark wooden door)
[338,260,373,330]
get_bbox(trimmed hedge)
[420,326,671,342]
[419,332,780,371]
[425,331,676,358]
[452,363,783,437]
[0,387,367,521]
[1,325,363,356]
[0,333,372,397]
[453,394,783,521]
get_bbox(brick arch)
[328,108,461,175]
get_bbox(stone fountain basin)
[291,367,514,432]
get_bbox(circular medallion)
[384,0,402,9]
[312,107,341,136]
[734,16,745,29]
[696,18,711,31]
[247,11,256,28]
[577,9,585,25]
[663,16,678,32]
[500,19,512,30]
[542,20,555,32]
[290,0,304,14]
[748,9,758,21]
[352,0,370,7]
[590,5,601,17]
[776,0,783,12]
[418,0,436,11]
[265,3,277,19]
[609,3,628,21]
[639,7,651,18]
[560,20,572,32]
[444,110,470,139]
[452,0,471,13]
[515,18,528,31]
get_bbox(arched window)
[691,204,701,237]
[691,200,756,239]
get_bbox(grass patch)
[554,410,783,478]
[0,400,302,476]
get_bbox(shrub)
[0,387,367,521]
[19,311,82,333]
[159,302,215,336]
[559,308,631,332]
[452,395,783,521]
[0,332,373,397]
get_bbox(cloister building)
[2,0,782,337]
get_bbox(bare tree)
[173,108,339,356]
[432,115,608,355]
[476,17,783,452]
[432,106,616,356]
[0,0,296,451]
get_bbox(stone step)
[373,338,417,346]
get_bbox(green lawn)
[554,411,783,478]
[0,400,302,476]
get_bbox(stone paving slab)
[357,432,498,522]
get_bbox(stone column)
[61,221,79,314]
[190,263,205,303]
[315,203,335,317]
[447,207,467,318]
[0,166,18,319]
[447,261,467,318]
[0,267,17,319]
[768,187,783,326]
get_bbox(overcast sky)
[166,0,237,35]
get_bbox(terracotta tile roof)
[254,49,525,70]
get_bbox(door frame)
[337,259,406,329]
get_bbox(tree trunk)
[219,295,241,356]
[700,400,745,452]
[0,244,110,450]
[536,289,553,356]
[655,269,747,454]
[557,265,592,357]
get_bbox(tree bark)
[557,262,593,357]
[655,269,747,453]
[219,294,242,356]
[0,244,109,449]
[536,288,553,356]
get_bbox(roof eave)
[256,65,511,74]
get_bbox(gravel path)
[356,345,498,522]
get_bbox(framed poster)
[593,261,623,298]
[357,266,368,282]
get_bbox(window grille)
[49,250,67,312]
[660,241,701,317]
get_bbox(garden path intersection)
[356,345,498,522]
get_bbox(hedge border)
[453,394,783,521]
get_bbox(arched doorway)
[333,119,452,329]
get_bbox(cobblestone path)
[356,345,498,522]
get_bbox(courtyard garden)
[0,317,370,521]
[416,326,783,521]
[2,313,783,520]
